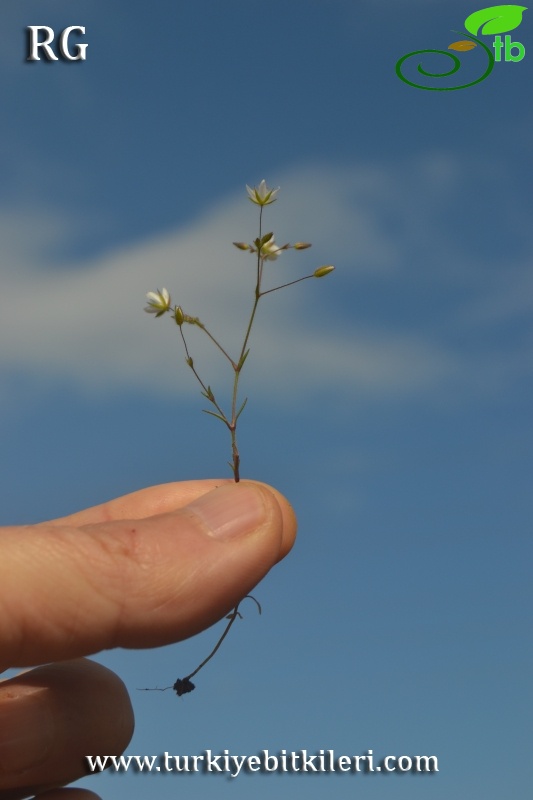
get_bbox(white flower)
[145,288,171,316]
[260,236,281,261]
[246,180,280,206]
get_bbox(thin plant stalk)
[143,181,334,696]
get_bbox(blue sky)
[1,1,532,798]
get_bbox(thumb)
[0,482,297,669]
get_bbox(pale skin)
[0,480,297,800]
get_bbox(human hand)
[0,479,297,800]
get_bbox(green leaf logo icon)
[464,4,527,36]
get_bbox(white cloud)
[0,159,529,410]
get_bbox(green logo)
[396,4,527,90]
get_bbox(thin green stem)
[228,207,266,481]
[175,206,275,483]
[179,326,230,427]
[196,322,237,369]
[238,206,264,367]
[259,273,314,297]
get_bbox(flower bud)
[174,305,185,326]
[293,242,312,250]
[233,242,250,251]
[313,265,335,278]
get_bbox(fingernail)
[0,686,54,774]
[188,484,268,540]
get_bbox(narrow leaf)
[236,397,248,420]
[238,349,250,370]
[202,409,228,425]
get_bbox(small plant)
[143,180,334,695]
